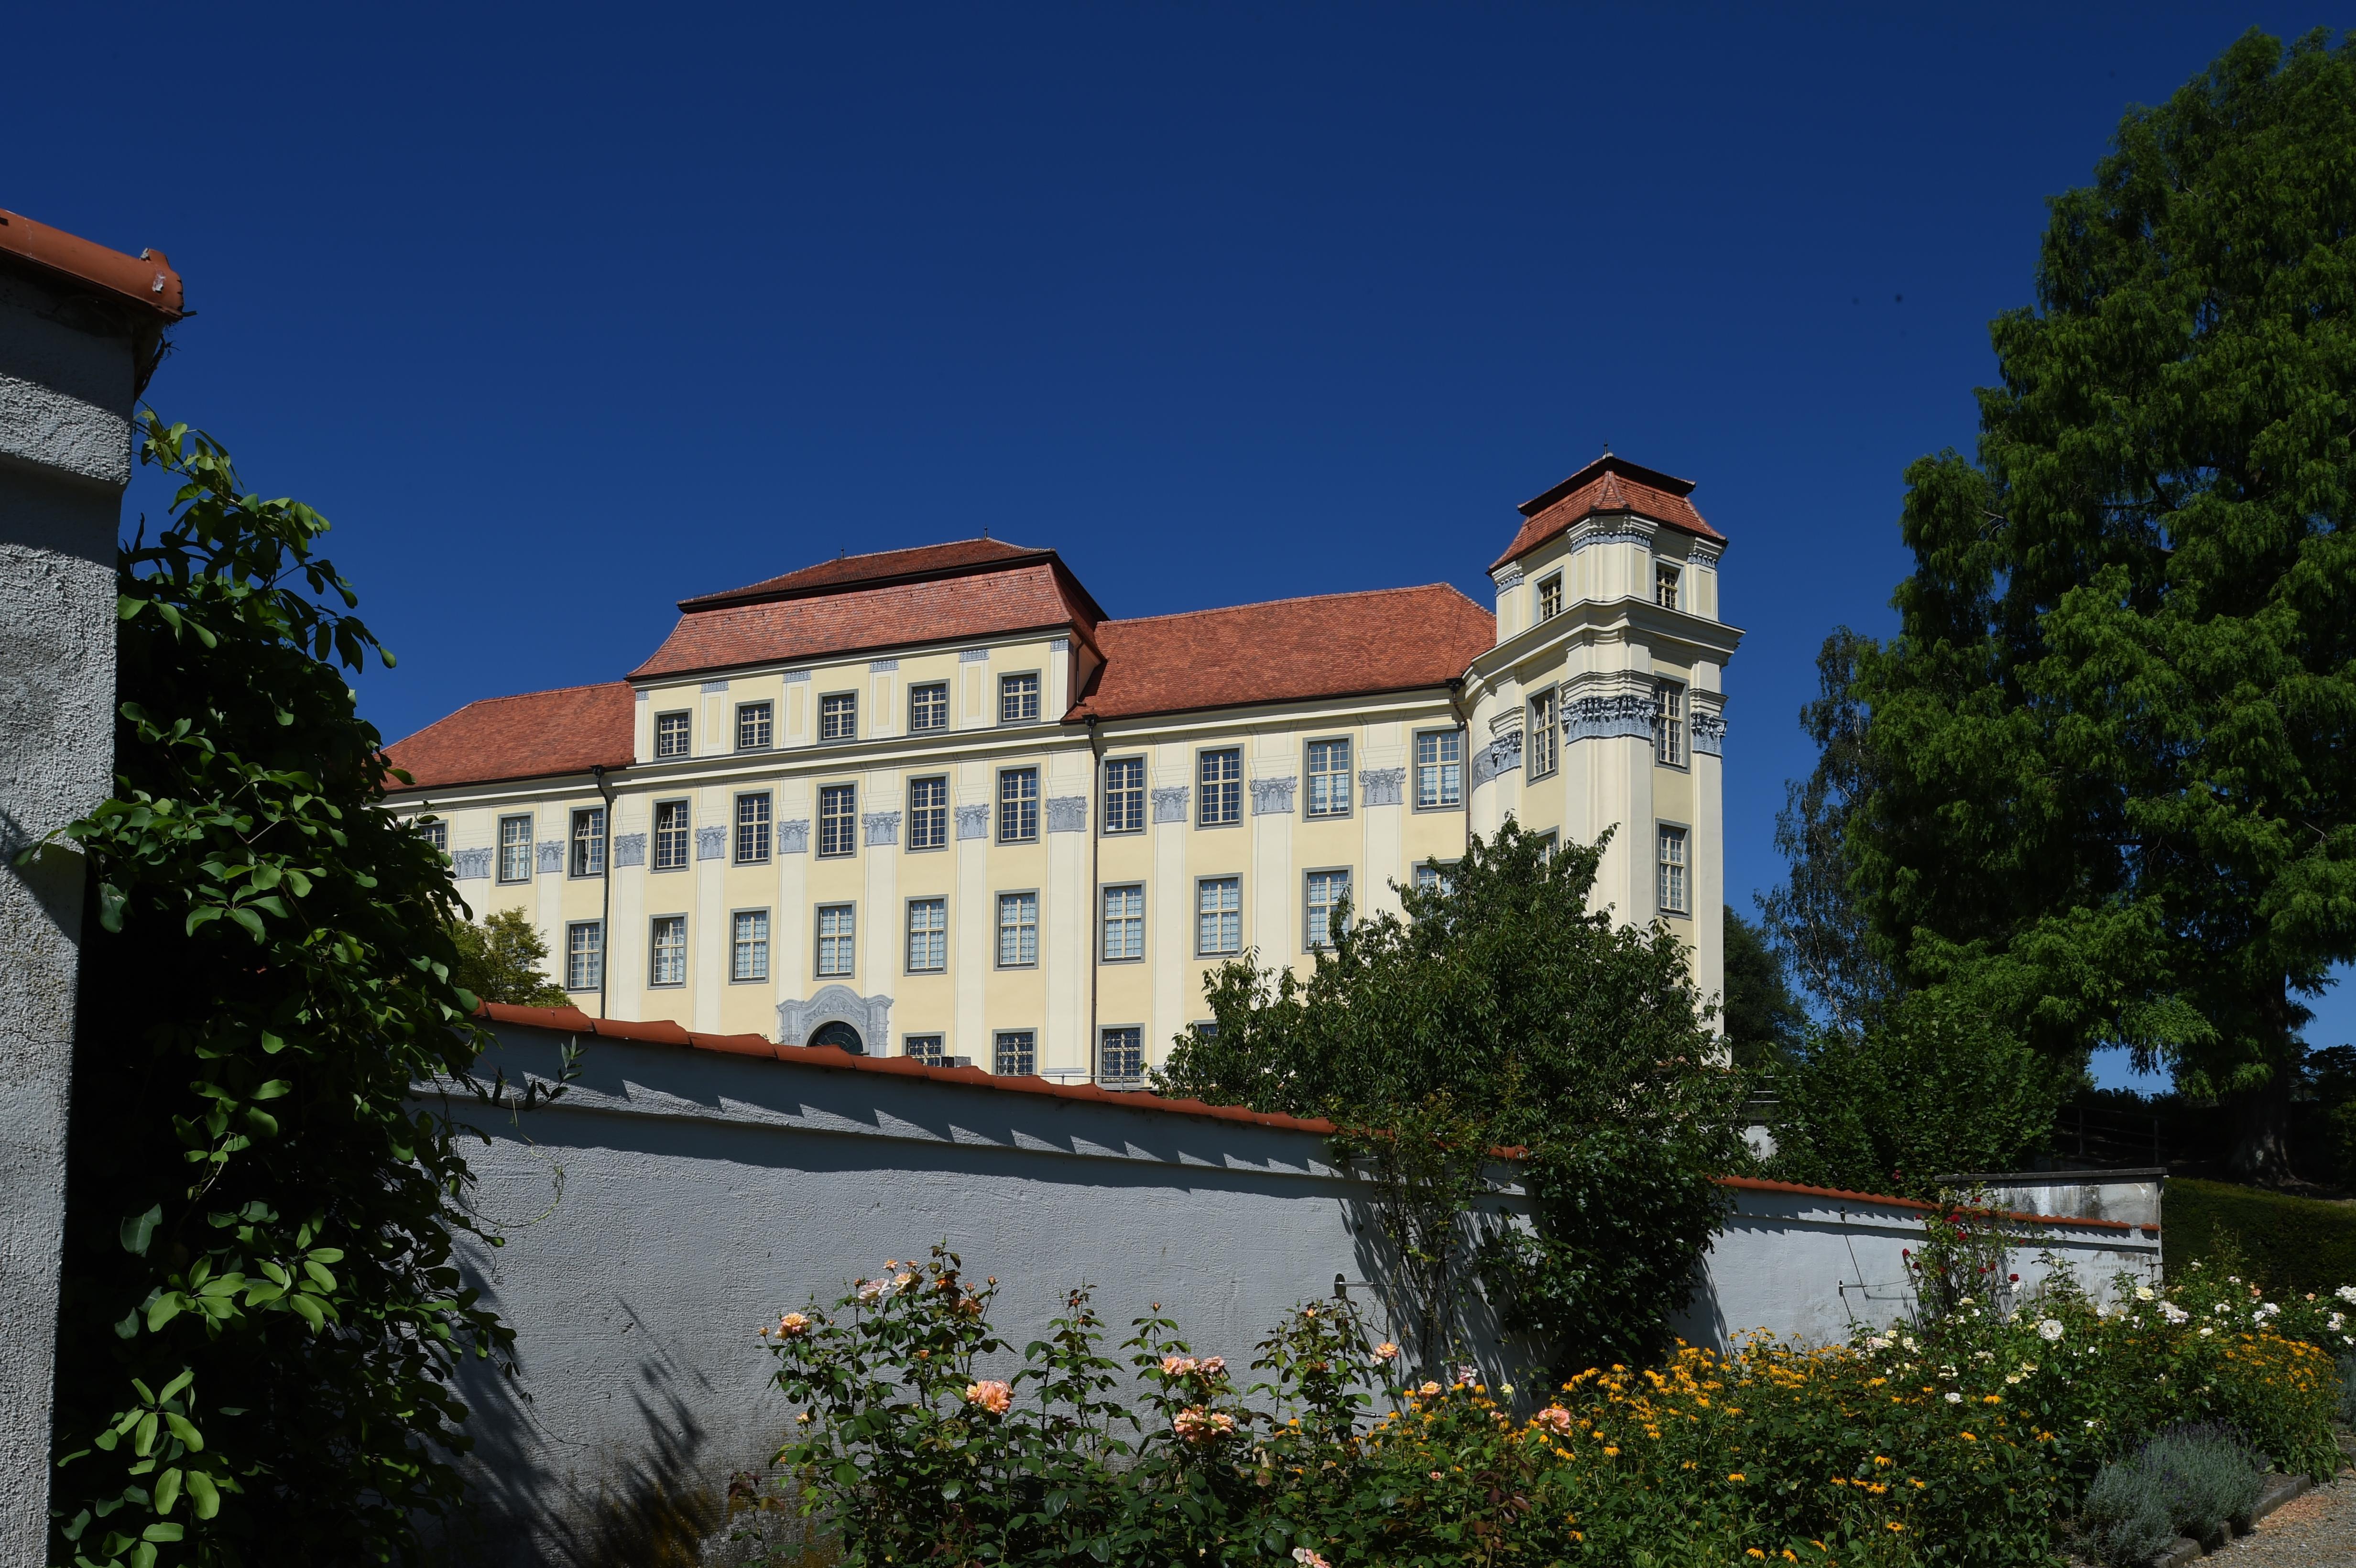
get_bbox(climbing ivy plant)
[44,416,511,1567]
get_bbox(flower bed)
[748,1248,2343,1567]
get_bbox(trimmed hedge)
[2165,1179,2356,1295]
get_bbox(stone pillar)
[0,217,178,1565]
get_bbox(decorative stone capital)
[700,678,730,693]
[1359,767,1405,807]
[863,811,900,847]
[1569,515,1657,554]
[1045,796,1087,833]
[1249,776,1297,816]
[959,647,991,663]
[1691,708,1727,756]
[1689,540,1723,566]
[777,985,893,1053]
[536,840,565,875]
[778,819,810,854]
[869,658,899,673]
[1565,693,1654,742]
[783,669,811,684]
[612,833,646,868]
[1491,564,1526,593]
[453,847,492,881]
[1151,785,1189,824]
[955,803,991,840]
[695,826,727,860]
[1470,731,1522,788]
[1048,637,1069,654]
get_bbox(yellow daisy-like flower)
[1728,1472,1746,1482]
[1887,1522,1907,1533]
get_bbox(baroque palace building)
[385,453,1740,1081]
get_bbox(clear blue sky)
[10,3,2345,1078]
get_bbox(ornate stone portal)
[778,985,894,1054]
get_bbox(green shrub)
[2136,1423,2265,1539]
[2165,1180,2356,1296]
[2076,1460,2178,1568]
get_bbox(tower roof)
[1490,454,1723,572]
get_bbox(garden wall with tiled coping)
[434,1006,2162,1566]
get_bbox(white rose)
[2038,1320,2065,1342]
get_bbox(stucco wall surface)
[0,267,135,1568]
[441,1024,2157,1565]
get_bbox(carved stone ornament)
[955,803,991,840]
[869,658,899,673]
[611,834,646,868]
[1150,785,1189,824]
[1689,540,1723,567]
[1492,565,1525,593]
[1249,776,1298,816]
[1470,731,1523,789]
[783,669,811,684]
[700,678,730,694]
[959,647,991,663]
[1048,637,1069,654]
[1359,767,1406,807]
[634,690,650,703]
[694,826,727,860]
[1691,709,1727,756]
[1569,518,1655,554]
[452,847,492,881]
[1045,796,1087,834]
[863,811,901,847]
[1564,693,1655,742]
[778,819,810,854]
[536,840,565,875]
[776,984,894,1052]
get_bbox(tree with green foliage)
[1722,905,1805,1071]
[450,907,568,1006]
[44,418,518,1566]
[1156,821,1746,1374]
[1842,29,2356,1181]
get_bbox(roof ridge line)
[688,537,1044,605]
[1106,582,1461,628]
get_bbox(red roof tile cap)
[1516,452,1695,517]
[679,538,1082,612]
[0,208,184,320]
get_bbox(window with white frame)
[1102,756,1145,834]
[909,681,949,733]
[419,819,448,854]
[1415,730,1462,809]
[566,921,603,991]
[1538,573,1563,621]
[1306,738,1351,818]
[570,807,605,877]
[732,910,770,981]
[819,692,857,741]
[654,710,690,758]
[1657,562,1681,610]
[816,904,856,977]
[1102,884,1144,961]
[998,767,1038,843]
[1197,876,1242,956]
[818,784,857,858]
[653,800,690,870]
[1305,869,1351,950]
[997,891,1039,967]
[1198,749,1242,826]
[907,776,948,850]
[1655,682,1686,767]
[736,701,773,751]
[1658,825,1689,915]
[906,898,947,973]
[498,815,534,882]
[735,792,772,863]
[993,1030,1036,1077]
[1100,1026,1143,1083]
[1526,689,1559,780]
[649,915,687,986]
[904,1034,945,1066]
[998,672,1040,723]
[1412,861,1456,895]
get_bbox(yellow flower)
[1747,1551,1766,1561]
[1887,1522,1907,1533]
[1960,1433,1977,1442]
[1603,1446,1620,1457]
[1729,1472,1746,1482]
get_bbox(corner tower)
[1460,455,1742,1027]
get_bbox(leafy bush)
[2165,1179,2356,1296]
[2075,1459,2178,1567]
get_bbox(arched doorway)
[809,1020,865,1055]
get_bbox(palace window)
[1526,689,1559,780]
[908,776,948,850]
[498,814,534,883]
[570,807,605,877]
[909,681,949,733]
[1306,738,1351,818]
[653,800,690,870]
[816,904,856,977]
[419,819,448,854]
[1102,756,1145,834]
[1100,1027,1143,1084]
[1413,861,1456,895]
[906,898,947,973]
[1102,884,1144,962]
[1415,730,1462,809]
[1305,869,1351,951]
[732,910,770,982]
[654,710,690,758]
[998,767,1039,843]
[1655,682,1686,767]
[999,672,1040,723]
[818,784,857,858]
[997,891,1039,968]
[1199,749,1243,826]
[1197,876,1242,956]
[735,793,772,864]
[1657,563,1681,611]
[993,1030,1036,1077]
[649,915,687,986]
[819,692,858,742]
[736,701,773,751]
[566,921,603,991]
[1538,573,1563,621]
[904,1034,945,1066]
[1658,826,1689,915]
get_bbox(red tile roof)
[633,558,1100,680]
[1068,584,1493,723]
[0,207,184,320]
[681,537,1060,610]
[383,682,635,790]
[1490,454,1724,572]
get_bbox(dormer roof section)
[632,538,1104,681]
[1489,454,1725,573]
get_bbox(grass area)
[2165,1177,2356,1295]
